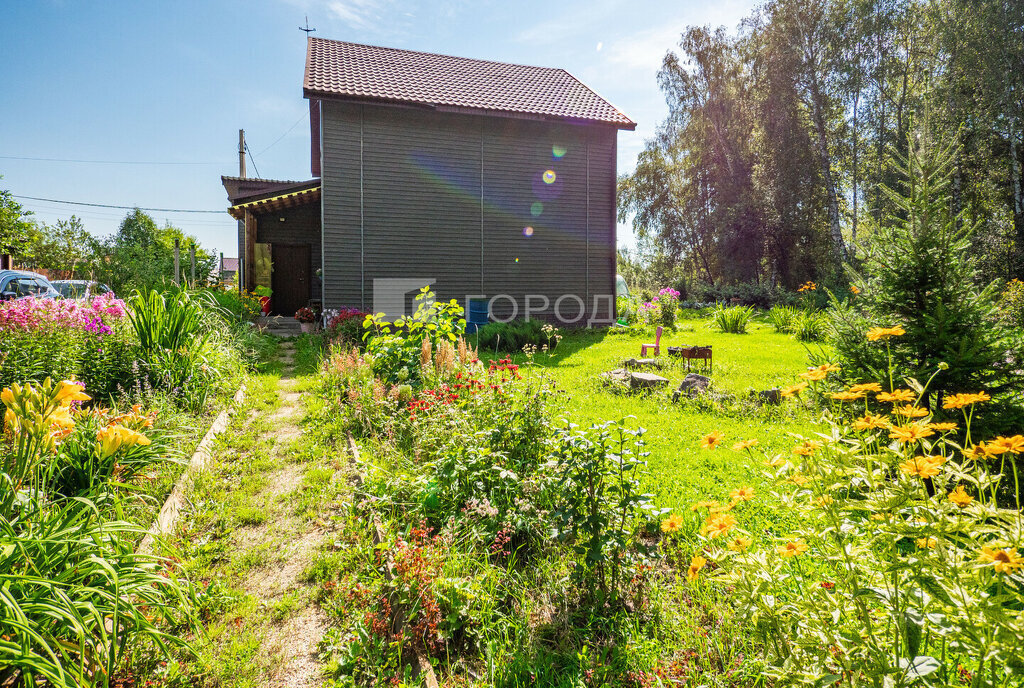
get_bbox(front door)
[271,243,311,316]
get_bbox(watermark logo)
[372,278,435,320]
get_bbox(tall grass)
[766,305,797,334]
[790,309,828,342]
[0,379,196,687]
[126,290,210,354]
[710,305,753,334]
[0,501,194,687]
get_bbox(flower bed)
[0,379,196,687]
[305,296,1024,685]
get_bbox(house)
[224,37,634,324]
[218,256,239,284]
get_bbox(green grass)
[480,320,827,514]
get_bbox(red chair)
[641,326,663,357]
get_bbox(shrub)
[691,355,1024,687]
[0,294,136,399]
[827,135,1018,412]
[548,420,655,604]
[363,288,466,384]
[658,287,680,329]
[791,309,828,342]
[691,281,790,309]
[710,305,753,334]
[0,379,195,686]
[208,288,262,323]
[325,307,368,345]
[767,305,797,334]
[474,319,561,354]
[997,279,1024,328]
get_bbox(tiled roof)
[303,37,635,129]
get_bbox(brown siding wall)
[321,102,363,308]
[255,203,322,301]
[319,100,618,324]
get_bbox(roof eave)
[303,88,636,130]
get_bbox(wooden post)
[238,128,246,292]
[0,254,10,270]
[174,239,180,286]
[244,211,256,289]
[219,252,225,284]
[190,243,196,287]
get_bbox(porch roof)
[226,181,321,219]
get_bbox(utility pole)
[238,128,246,293]
[190,242,196,287]
[238,129,246,178]
[173,238,180,286]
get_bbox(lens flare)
[523,226,534,237]
[543,170,556,184]
[530,202,543,217]
[514,257,520,262]
[552,145,567,159]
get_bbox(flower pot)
[300,321,315,334]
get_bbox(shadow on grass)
[473,326,611,367]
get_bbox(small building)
[218,256,239,283]
[224,37,634,324]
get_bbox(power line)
[13,195,224,214]
[0,155,231,165]
[255,112,307,156]
[243,142,261,179]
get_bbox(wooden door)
[271,243,311,316]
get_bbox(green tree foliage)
[828,134,1019,411]
[95,209,216,293]
[0,180,34,259]
[21,216,99,278]
[619,0,1024,289]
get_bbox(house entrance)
[271,243,311,316]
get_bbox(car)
[51,279,113,300]
[0,269,61,301]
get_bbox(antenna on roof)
[300,16,316,36]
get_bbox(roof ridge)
[308,35,566,74]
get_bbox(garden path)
[257,340,329,688]
[171,339,344,686]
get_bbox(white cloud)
[596,41,603,51]
[603,24,679,74]
[324,0,385,31]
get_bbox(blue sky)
[1,0,756,256]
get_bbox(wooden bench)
[667,345,713,372]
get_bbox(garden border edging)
[138,384,247,553]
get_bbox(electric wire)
[243,142,261,179]
[0,155,230,165]
[255,112,307,156]
[13,195,223,213]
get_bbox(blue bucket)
[467,298,489,334]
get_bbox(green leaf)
[898,656,940,678]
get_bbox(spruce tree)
[828,133,1019,414]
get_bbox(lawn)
[481,318,827,514]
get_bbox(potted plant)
[253,285,273,315]
[295,306,317,334]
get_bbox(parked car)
[0,270,61,301]
[51,279,113,300]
